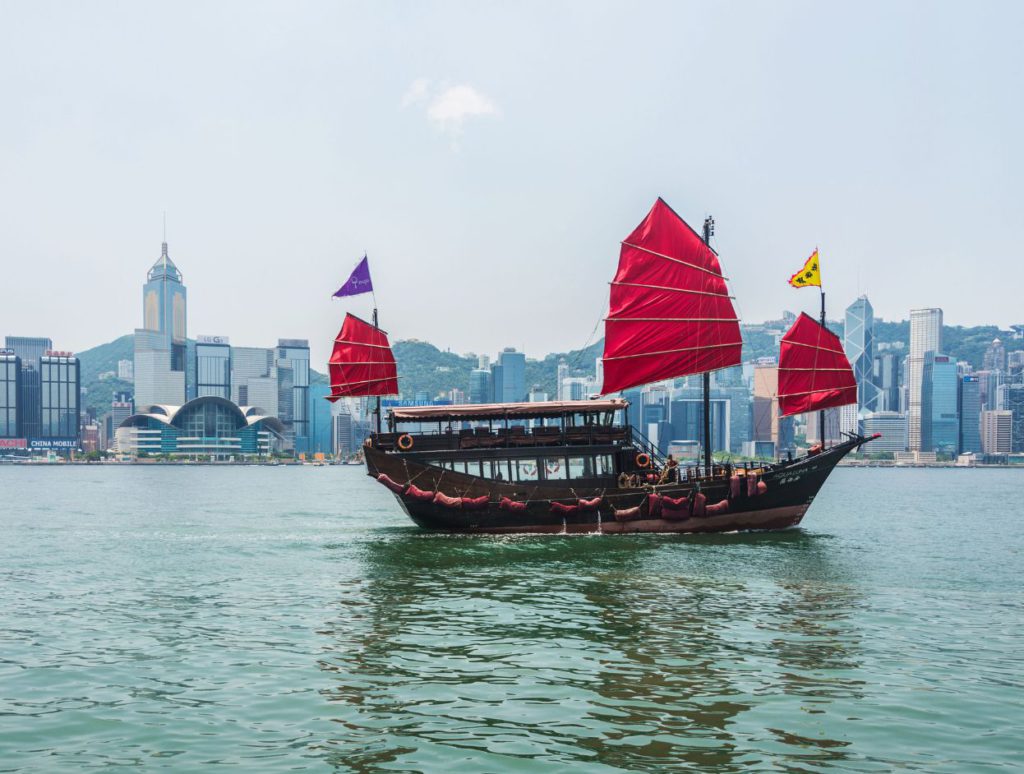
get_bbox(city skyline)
[1,2,1022,369]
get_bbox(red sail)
[778,313,857,417]
[327,313,399,401]
[601,198,742,394]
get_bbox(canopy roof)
[389,399,627,423]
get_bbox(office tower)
[752,361,786,445]
[920,352,958,454]
[469,368,492,403]
[872,351,902,412]
[495,348,526,403]
[958,375,982,454]
[0,350,21,438]
[134,241,187,406]
[908,308,943,451]
[308,384,333,455]
[862,412,908,452]
[670,394,730,453]
[556,359,568,400]
[980,410,1012,454]
[844,296,880,413]
[333,410,354,456]
[40,352,80,439]
[1008,351,1024,384]
[231,347,278,414]
[195,336,231,399]
[976,370,1002,411]
[117,359,134,381]
[1006,385,1024,452]
[276,339,310,453]
[489,362,503,402]
[4,336,52,369]
[983,338,1007,373]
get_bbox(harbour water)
[1,466,1021,772]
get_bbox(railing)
[372,426,631,453]
[629,426,668,469]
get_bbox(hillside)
[76,319,1019,416]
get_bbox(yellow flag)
[788,248,821,288]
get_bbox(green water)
[0,466,1021,772]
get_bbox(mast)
[702,215,714,473]
[819,290,826,447]
[373,306,382,434]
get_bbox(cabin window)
[568,456,593,478]
[486,460,507,481]
[542,457,566,480]
[597,454,615,476]
[515,459,539,482]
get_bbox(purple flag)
[333,255,374,298]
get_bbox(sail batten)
[601,198,742,394]
[777,313,857,417]
[327,313,399,402]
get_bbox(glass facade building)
[277,339,310,453]
[494,348,526,403]
[921,352,958,455]
[958,375,982,454]
[844,296,881,413]
[40,353,80,438]
[908,308,943,451]
[134,242,187,407]
[0,352,21,438]
[115,396,284,459]
[196,336,231,399]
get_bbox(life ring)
[636,452,651,468]
[397,434,414,451]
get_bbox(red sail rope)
[327,313,399,401]
[778,313,857,417]
[601,198,742,394]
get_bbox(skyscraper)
[495,348,526,403]
[0,351,21,438]
[908,308,942,451]
[277,339,310,453]
[958,375,981,454]
[308,383,333,455]
[469,368,492,403]
[872,350,902,412]
[983,338,1007,373]
[231,347,278,414]
[980,410,1013,454]
[844,296,880,414]
[556,359,568,400]
[195,336,231,399]
[920,352,958,454]
[1006,384,1024,452]
[134,241,187,407]
[4,336,52,369]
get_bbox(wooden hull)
[364,438,867,535]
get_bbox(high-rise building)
[556,359,568,400]
[134,241,187,407]
[1008,351,1024,384]
[908,308,943,451]
[308,383,333,455]
[976,370,1003,411]
[862,411,908,453]
[920,352,958,455]
[752,362,788,445]
[983,338,1007,373]
[958,375,982,454]
[40,352,80,439]
[670,395,730,453]
[844,296,880,413]
[333,410,354,456]
[0,350,21,439]
[277,339,310,453]
[872,351,902,412]
[231,347,278,414]
[1006,384,1024,452]
[980,410,1013,454]
[469,368,492,403]
[117,359,134,382]
[195,336,231,399]
[495,348,526,403]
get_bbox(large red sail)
[327,313,399,401]
[601,198,742,394]
[778,312,857,416]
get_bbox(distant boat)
[332,199,876,534]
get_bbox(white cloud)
[401,79,500,140]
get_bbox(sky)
[1,1,1022,368]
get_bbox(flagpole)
[819,286,826,448]
[373,305,382,435]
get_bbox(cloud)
[401,79,500,140]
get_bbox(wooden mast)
[702,215,714,473]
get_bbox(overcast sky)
[1,1,1021,367]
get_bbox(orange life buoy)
[636,452,651,468]
[397,434,414,451]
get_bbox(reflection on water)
[318,531,864,771]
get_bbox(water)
[1,466,1021,772]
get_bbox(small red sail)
[327,313,399,401]
[778,313,857,417]
[601,198,742,394]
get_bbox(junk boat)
[328,198,877,534]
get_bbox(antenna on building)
[162,212,168,258]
